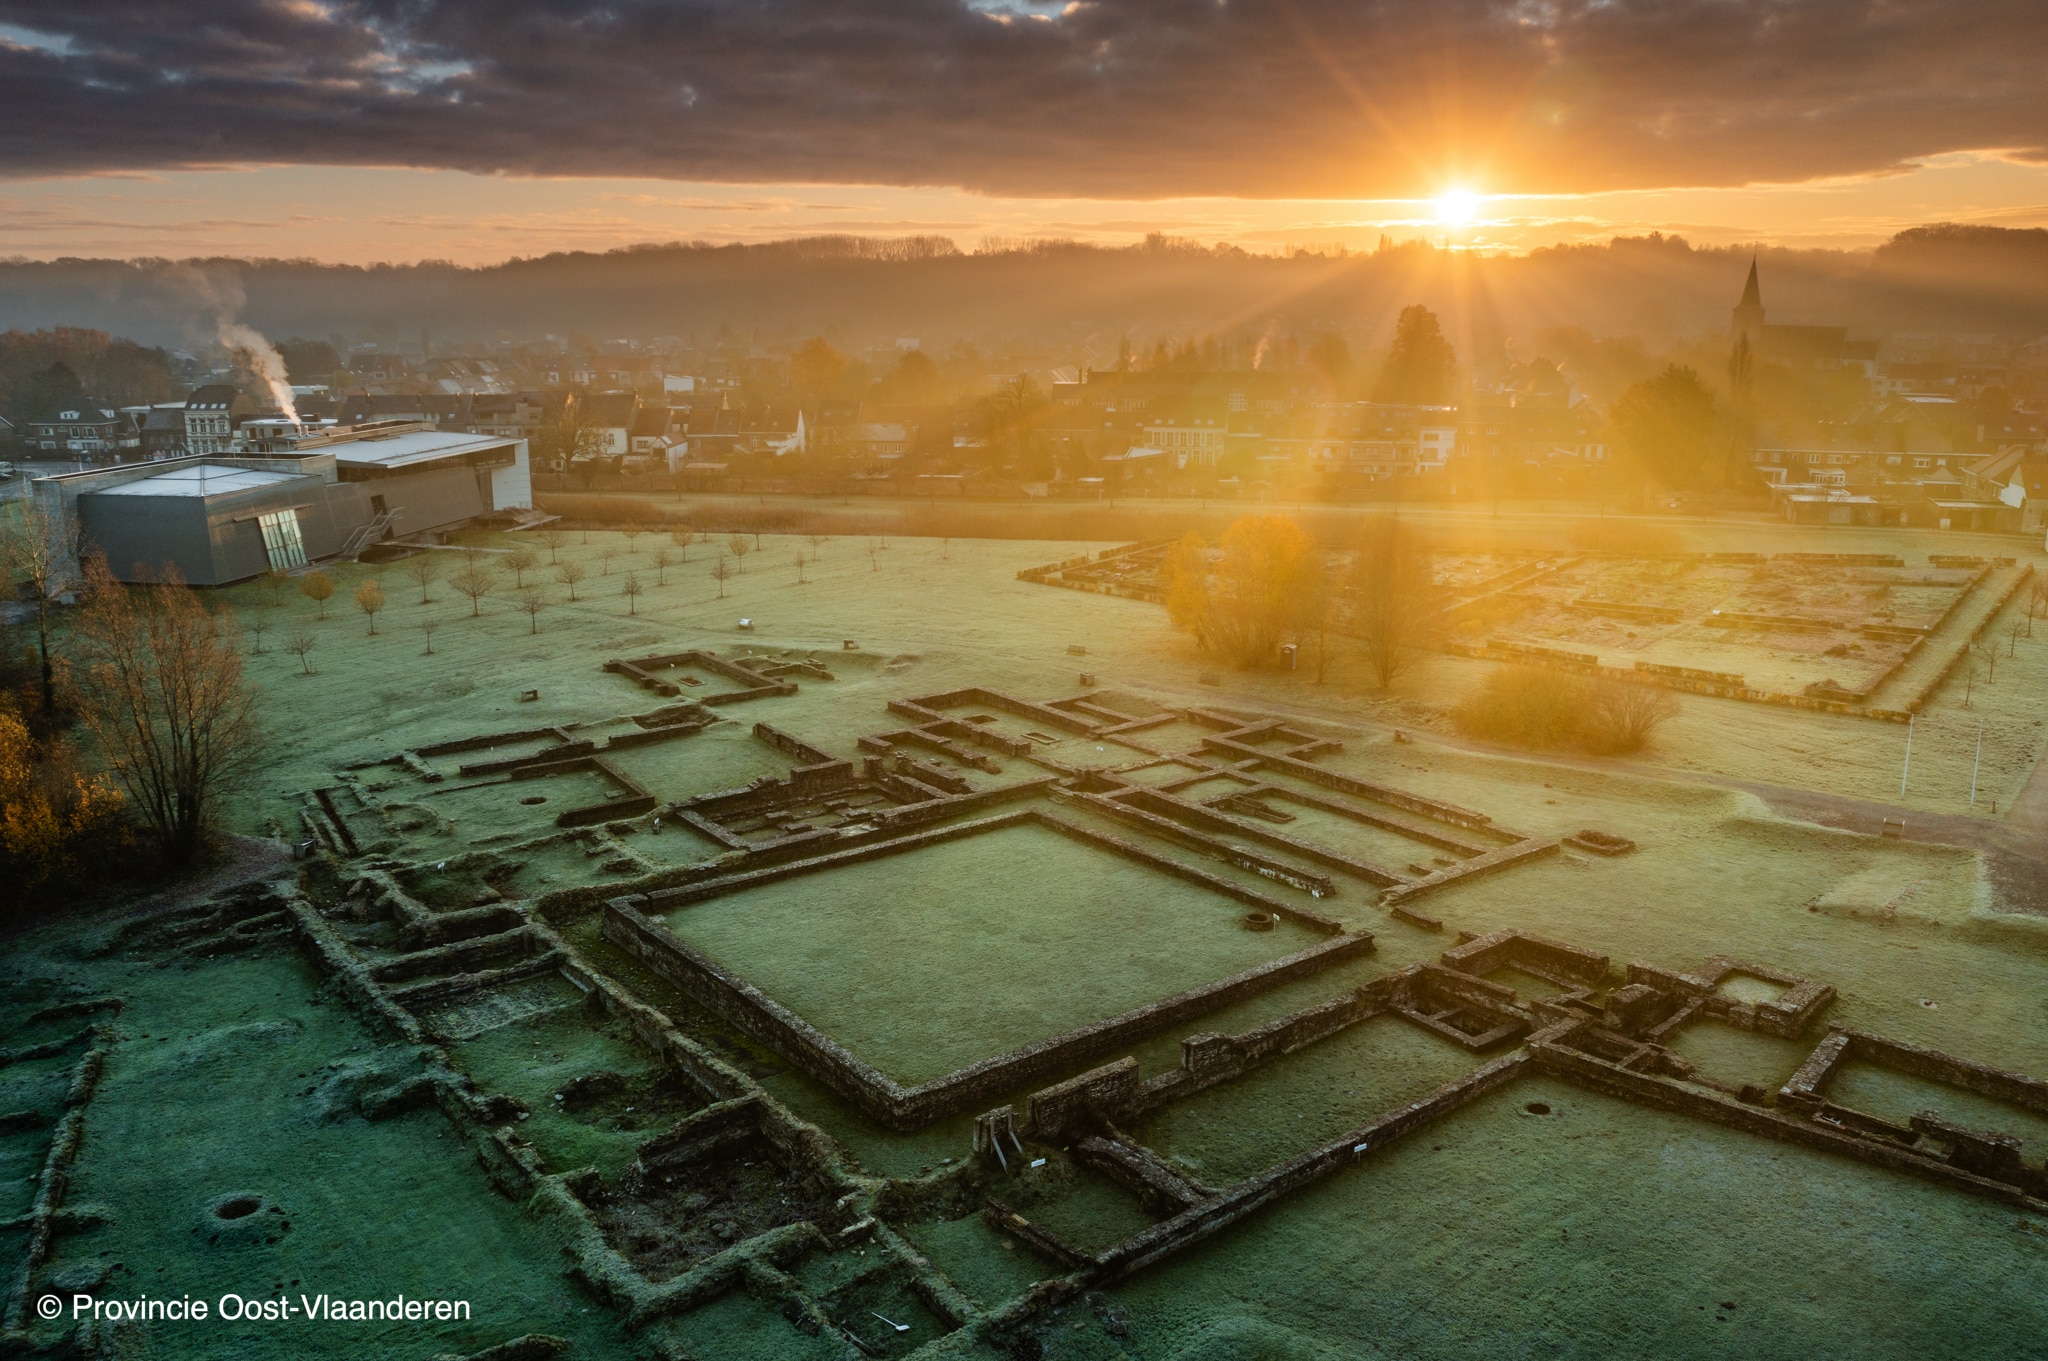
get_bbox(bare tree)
[286,629,317,673]
[401,552,438,604]
[450,565,497,617]
[1349,517,1437,690]
[727,535,752,572]
[246,615,270,654]
[420,618,440,654]
[808,533,829,556]
[1300,557,1337,684]
[1586,679,1680,753]
[555,559,587,601]
[670,525,695,562]
[711,557,732,598]
[537,528,566,564]
[504,546,539,587]
[867,543,880,573]
[516,586,547,634]
[598,547,617,577]
[794,552,807,584]
[622,526,644,556]
[651,547,675,585]
[0,494,83,712]
[621,573,643,616]
[353,579,386,635]
[74,559,257,865]
[260,566,290,606]
[299,570,335,619]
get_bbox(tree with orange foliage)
[1160,516,1312,668]
[299,569,334,618]
[352,579,386,635]
[0,701,126,897]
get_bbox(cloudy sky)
[3,0,2046,263]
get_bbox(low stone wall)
[603,869,1373,1133]
[752,722,836,767]
[1903,563,2035,713]
[1110,785,1399,891]
[1073,790,1336,898]
[900,686,1105,736]
[1441,929,1610,987]
[605,649,799,703]
[1091,1046,1535,1283]
[1197,736,1509,835]
[1533,1027,2047,1213]
[1383,839,1561,907]
[1786,1026,2048,1114]
[1445,639,1916,723]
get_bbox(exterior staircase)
[340,509,396,560]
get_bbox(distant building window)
[258,509,308,571]
[1913,457,1931,469]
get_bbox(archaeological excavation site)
[6,524,2048,1361]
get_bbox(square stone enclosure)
[605,809,1373,1132]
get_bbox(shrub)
[0,699,128,900]
[1454,665,1678,755]
[1584,680,1680,754]
[1455,665,1590,750]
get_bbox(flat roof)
[327,429,518,470]
[96,463,302,498]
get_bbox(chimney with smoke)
[218,320,299,426]
[167,263,301,428]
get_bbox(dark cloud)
[1,1,2044,197]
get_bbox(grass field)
[8,504,2048,1360]
[664,820,1321,1084]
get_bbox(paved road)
[2010,737,2048,840]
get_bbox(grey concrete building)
[31,422,532,588]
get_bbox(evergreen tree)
[1612,364,1751,490]
[1373,306,1456,405]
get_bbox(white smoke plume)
[167,265,300,425]
[216,319,299,425]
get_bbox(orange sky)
[5,153,2045,266]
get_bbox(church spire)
[1731,255,1765,344]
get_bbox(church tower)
[1731,257,1765,346]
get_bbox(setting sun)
[1434,188,1482,225]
